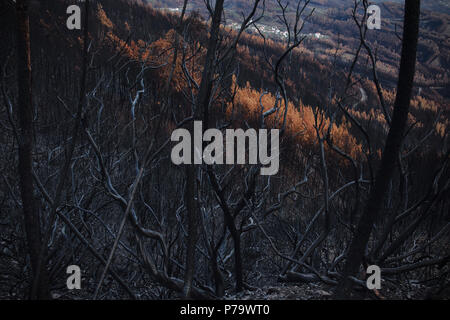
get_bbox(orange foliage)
[97,4,114,30]
[229,79,363,158]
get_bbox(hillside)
[147,0,450,98]
[0,0,448,301]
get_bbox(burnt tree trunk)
[197,0,225,126]
[183,0,227,297]
[183,163,198,298]
[15,0,51,299]
[335,0,421,299]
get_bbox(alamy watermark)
[366,265,382,290]
[170,121,280,176]
[65,3,381,31]
[66,265,81,290]
[367,5,381,30]
[66,5,81,30]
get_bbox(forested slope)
[0,0,448,300]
